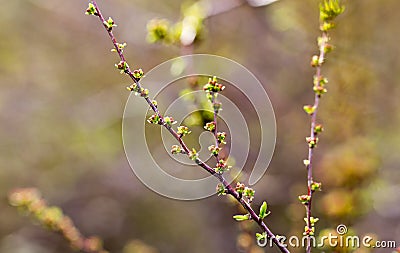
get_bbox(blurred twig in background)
[8,188,109,253]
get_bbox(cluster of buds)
[203,76,225,93]
[303,217,319,236]
[214,159,231,174]
[177,126,191,137]
[313,75,328,97]
[235,182,255,203]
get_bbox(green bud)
[311,182,322,191]
[313,85,328,96]
[319,0,345,22]
[311,55,321,67]
[256,232,267,241]
[303,226,315,236]
[307,217,320,225]
[217,132,227,144]
[306,136,318,148]
[303,105,316,115]
[314,124,324,134]
[216,184,227,196]
[140,88,149,98]
[115,61,129,74]
[243,187,255,203]
[204,121,216,132]
[133,69,144,80]
[235,182,246,194]
[208,145,221,156]
[104,17,117,31]
[320,22,336,31]
[177,126,191,137]
[164,116,177,126]
[298,194,311,205]
[323,43,334,54]
[85,3,97,16]
[147,114,162,125]
[214,159,231,174]
[171,145,183,154]
[126,83,139,93]
[188,148,198,160]
[111,42,127,52]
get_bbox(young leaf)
[259,201,269,220]
[233,214,249,221]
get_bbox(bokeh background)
[0,0,399,252]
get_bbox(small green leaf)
[259,201,268,220]
[233,214,249,221]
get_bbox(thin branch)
[304,31,327,253]
[89,1,289,252]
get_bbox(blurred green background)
[0,0,399,252]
